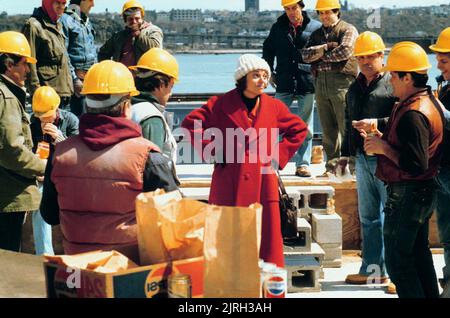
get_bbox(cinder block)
[320,243,342,261]
[311,213,342,244]
[284,242,325,265]
[319,268,325,279]
[292,186,336,218]
[285,255,321,293]
[284,187,301,210]
[322,259,342,268]
[283,217,311,252]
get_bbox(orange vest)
[376,90,445,183]
[51,136,153,260]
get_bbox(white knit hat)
[234,54,271,82]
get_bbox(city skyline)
[0,0,449,14]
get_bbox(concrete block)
[311,213,342,244]
[284,242,325,264]
[284,187,302,210]
[322,259,342,268]
[283,217,311,252]
[320,243,342,260]
[285,255,321,293]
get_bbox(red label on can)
[263,275,286,298]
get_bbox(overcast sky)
[1,0,449,14]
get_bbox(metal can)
[263,267,287,298]
[168,273,192,298]
[260,262,277,297]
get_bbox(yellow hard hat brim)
[34,108,57,118]
[316,6,340,11]
[381,65,431,73]
[26,56,37,64]
[353,49,385,57]
[129,65,180,82]
[429,44,450,53]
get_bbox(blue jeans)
[32,184,54,255]
[383,180,439,298]
[275,92,314,167]
[355,152,387,276]
[435,166,450,284]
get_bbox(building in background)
[245,0,259,12]
[171,9,202,22]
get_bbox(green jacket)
[0,76,46,212]
[22,7,73,97]
[98,23,163,63]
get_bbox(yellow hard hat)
[129,48,179,82]
[382,41,431,73]
[353,31,386,56]
[429,27,450,53]
[315,0,341,11]
[81,60,139,96]
[32,86,60,118]
[122,0,145,17]
[0,31,36,64]
[281,0,302,7]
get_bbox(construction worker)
[40,61,179,262]
[0,31,46,252]
[263,0,321,177]
[98,0,163,68]
[364,42,445,298]
[61,0,97,116]
[129,48,179,164]
[301,0,358,176]
[30,86,79,255]
[429,27,450,293]
[337,32,397,292]
[22,0,73,110]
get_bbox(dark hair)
[317,9,341,18]
[397,71,429,88]
[85,95,130,117]
[0,53,23,74]
[70,0,82,5]
[135,73,171,92]
[297,1,305,9]
[235,76,247,92]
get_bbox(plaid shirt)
[301,20,358,73]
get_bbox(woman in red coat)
[181,54,307,267]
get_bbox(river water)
[172,53,442,94]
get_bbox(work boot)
[295,166,312,178]
[311,145,324,164]
[386,282,397,294]
[345,274,389,285]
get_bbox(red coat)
[181,89,307,267]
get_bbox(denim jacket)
[60,7,96,80]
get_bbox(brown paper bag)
[158,199,207,261]
[135,190,183,265]
[136,190,207,265]
[203,203,262,298]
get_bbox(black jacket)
[263,12,321,95]
[342,73,397,157]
